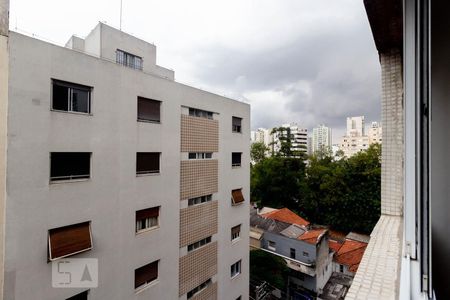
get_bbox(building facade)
[250,208,333,298]
[311,124,332,154]
[1,21,250,300]
[346,116,365,137]
[271,123,308,156]
[368,121,382,145]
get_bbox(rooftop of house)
[298,228,327,245]
[334,239,368,272]
[251,207,328,245]
[328,239,344,253]
[260,207,310,227]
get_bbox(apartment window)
[189,108,213,119]
[303,251,309,257]
[136,207,159,233]
[339,265,344,273]
[232,152,242,167]
[116,49,143,70]
[231,225,241,242]
[50,152,91,182]
[230,260,241,278]
[187,236,212,252]
[135,260,158,289]
[52,80,91,114]
[231,189,245,205]
[188,152,212,159]
[187,279,212,299]
[232,117,242,133]
[290,248,296,259]
[66,290,89,300]
[188,194,212,206]
[136,153,160,175]
[48,222,92,261]
[268,241,276,251]
[137,97,161,123]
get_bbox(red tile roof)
[298,229,327,245]
[328,239,343,253]
[261,208,310,227]
[334,239,368,273]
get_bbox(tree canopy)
[251,144,381,234]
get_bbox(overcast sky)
[9,0,381,142]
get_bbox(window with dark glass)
[188,194,212,206]
[136,153,160,175]
[231,225,241,241]
[137,97,161,122]
[187,279,212,299]
[136,207,160,233]
[66,290,89,300]
[290,248,296,259]
[52,80,91,113]
[48,222,92,261]
[232,152,242,167]
[135,261,158,289]
[232,117,242,133]
[230,260,241,278]
[50,152,91,181]
[116,49,143,70]
[187,236,212,252]
[188,108,213,119]
[188,152,212,159]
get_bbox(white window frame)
[187,236,212,252]
[268,241,276,251]
[230,260,242,278]
[188,195,212,206]
[136,216,159,233]
[231,225,241,242]
[188,152,213,160]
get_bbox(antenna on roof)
[119,0,123,31]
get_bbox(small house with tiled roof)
[250,207,334,298]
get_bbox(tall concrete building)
[311,124,332,154]
[272,123,308,156]
[346,116,365,137]
[0,18,250,300]
[368,121,382,145]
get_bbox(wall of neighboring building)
[4,31,249,300]
[262,232,316,265]
[315,236,333,293]
[0,0,8,297]
[380,49,403,216]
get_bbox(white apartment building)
[368,121,382,145]
[311,124,332,154]
[346,116,365,137]
[250,128,271,148]
[272,123,308,156]
[0,16,250,300]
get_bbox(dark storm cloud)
[185,9,381,140]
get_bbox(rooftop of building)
[298,228,327,245]
[334,239,368,272]
[260,207,310,227]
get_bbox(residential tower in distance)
[311,124,332,154]
[339,116,381,157]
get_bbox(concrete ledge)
[345,215,402,300]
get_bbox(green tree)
[250,249,289,290]
[251,156,306,210]
[250,142,268,164]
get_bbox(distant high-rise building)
[346,116,365,137]
[340,116,379,157]
[312,124,332,153]
[368,121,382,145]
[272,123,308,155]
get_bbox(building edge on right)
[348,0,450,299]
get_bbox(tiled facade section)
[179,242,218,296]
[181,115,219,152]
[191,282,218,300]
[180,201,218,247]
[345,215,402,300]
[380,50,404,216]
[180,160,218,200]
